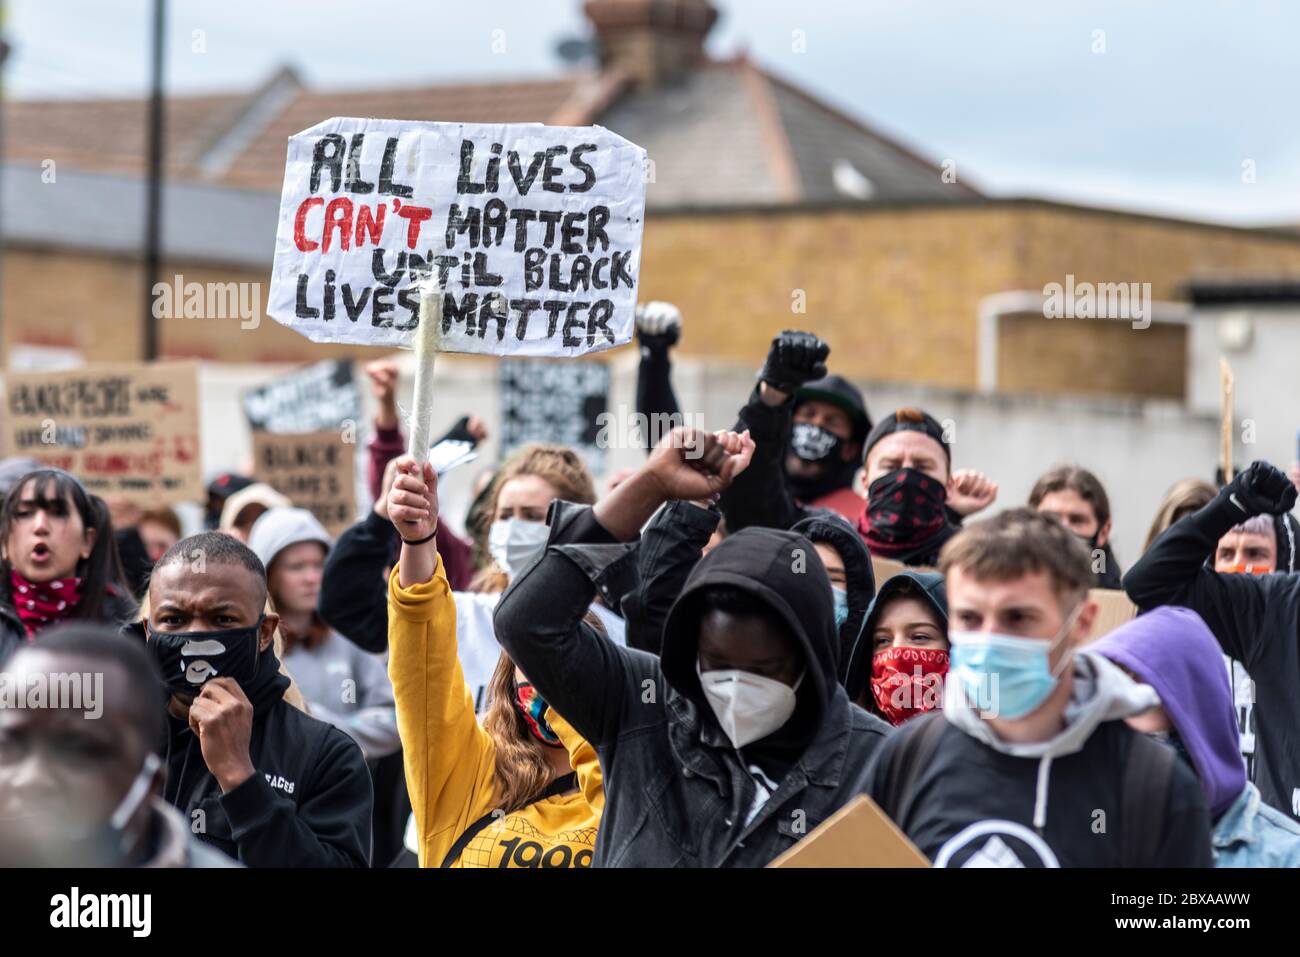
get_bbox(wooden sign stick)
[1220,357,1234,486]
[407,283,443,467]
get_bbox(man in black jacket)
[719,332,997,567]
[1125,460,1300,820]
[718,331,871,526]
[866,508,1212,866]
[492,427,893,867]
[142,532,372,866]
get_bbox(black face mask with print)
[790,422,844,465]
[147,618,264,697]
[863,468,948,548]
[787,423,858,504]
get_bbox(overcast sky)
[7,0,1298,225]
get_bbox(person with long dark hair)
[0,469,136,658]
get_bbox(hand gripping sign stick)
[407,282,443,466]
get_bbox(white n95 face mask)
[696,661,804,749]
[488,518,550,580]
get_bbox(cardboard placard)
[499,358,609,473]
[2,362,202,505]
[243,359,360,434]
[251,430,356,537]
[267,117,648,357]
[1085,587,1138,641]
[769,795,930,868]
[871,555,933,585]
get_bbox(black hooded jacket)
[1125,493,1300,820]
[160,646,373,867]
[790,512,875,676]
[493,501,892,867]
[619,500,720,654]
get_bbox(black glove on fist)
[1226,460,1298,517]
[758,330,829,393]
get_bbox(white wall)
[193,352,1220,566]
[1,347,1224,563]
[1187,304,1300,481]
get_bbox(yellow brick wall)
[639,204,1300,397]
[8,202,1300,399]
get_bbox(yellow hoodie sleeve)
[388,557,499,867]
[547,706,604,814]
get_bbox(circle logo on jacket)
[933,820,1060,868]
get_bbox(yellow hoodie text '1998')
[387,557,603,867]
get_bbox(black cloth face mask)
[148,617,264,696]
[790,422,845,465]
[864,468,948,545]
[787,422,858,503]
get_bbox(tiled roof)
[215,73,600,190]
[4,90,250,179]
[2,57,977,207]
[1,162,277,268]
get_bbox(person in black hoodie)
[617,506,875,669]
[719,334,997,568]
[633,300,685,452]
[718,331,872,526]
[789,512,875,675]
[1029,465,1122,589]
[867,508,1212,866]
[1125,460,1300,820]
[493,426,893,867]
[139,531,372,866]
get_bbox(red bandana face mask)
[9,570,84,639]
[870,646,949,726]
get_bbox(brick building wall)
[8,200,1300,399]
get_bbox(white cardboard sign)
[268,117,648,358]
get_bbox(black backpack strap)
[883,713,947,825]
[439,772,578,868]
[1120,732,1174,867]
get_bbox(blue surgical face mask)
[831,587,850,629]
[948,603,1082,720]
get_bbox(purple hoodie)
[1091,606,1245,820]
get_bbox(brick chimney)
[584,0,719,88]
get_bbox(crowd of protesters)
[3,307,1300,869]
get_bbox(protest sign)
[267,117,648,358]
[871,555,929,584]
[2,363,201,505]
[243,359,360,433]
[500,359,609,473]
[770,795,930,868]
[1085,588,1138,641]
[251,430,356,536]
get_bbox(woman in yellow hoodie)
[385,454,603,868]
